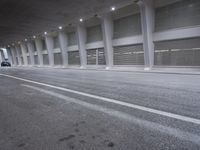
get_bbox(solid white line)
[21,84,200,145]
[1,73,200,125]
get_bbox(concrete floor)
[0,67,200,150]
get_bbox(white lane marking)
[21,84,200,145]
[1,73,200,125]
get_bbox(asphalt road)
[0,67,200,150]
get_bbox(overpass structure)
[0,1,200,149]
[1,0,200,71]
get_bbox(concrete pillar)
[35,39,43,66]
[20,43,28,66]
[101,14,114,69]
[27,42,35,66]
[45,35,54,66]
[0,52,2,63]
[7,48,13,65]
[137,0,155,70]
[0,51,5,61]
[77,24,87,68]
[10,47,17,66]
[15,45,22,66]
[58,31,68,67]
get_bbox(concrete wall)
[8,0,200,70]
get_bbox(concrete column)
[35,39,43,66]
[15,46,22,66]
[45,35,54,66]
[10,47,17,66]
[101,14,114,69]
[7,48,13,65]
[77,24,87,68]
[0,51,5,61]
[0,52,2,63]
[20,43,28,66]
[58,31,68,67]
[27,42,35,66]
[137,0,155,70]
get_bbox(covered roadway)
[0,0,200,149]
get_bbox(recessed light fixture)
[25,39,27,42]
[12,43,15,46]
[79,18,83,22]
[18,41,21,44]
[58,26,63,30]
[33,35,36,39]
[44,32,47,35]
[111,6,116,11]
[8,45,10,47]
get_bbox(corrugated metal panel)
[155,0,200,31]
[21,57,24,65]
[25,44,29,53]
[54,53,63,65]
[27,56,31,65]
[34,55,39,65]
[98,48,106,65]
[113,44,144,65]
[113,14,141,39]
[16,57,18,65]
[87,49,96,65]
[68,51,80,65]
[33,41,37,52]
[42,39,47,50]
[154,38,200,66]
[43,54,49,65]
[19,49,22,55]
[87,48,106,65]
[87,25,102,43]
[68,32,77,46]
[53,36,60,48]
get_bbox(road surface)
[0,67,200,150]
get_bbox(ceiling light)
[8,45,10,47]
[18,41,21,44]
[25,39,27,42]
[111,6,116,11]
[44,32,47,35]
[58,26,63,30]
[12,43,15,46]
[79,18,83,22]
[33,35,36,39]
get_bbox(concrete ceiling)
[0,0,181,46]
[0,0,135,46]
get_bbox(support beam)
[77,24,87,68]
[35,39,43,66]
[7,48,13,65]
[20,43,28,66]
[101,14,114,69]
[45,35,54,66]
[10,47,17,66]
[58,31,68,67]
[27,42,35,66]
[0,51,2,63]
[153,26,200,42]
[137,0,155,70]
[0,50,5,61]
[15,46,22,66]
